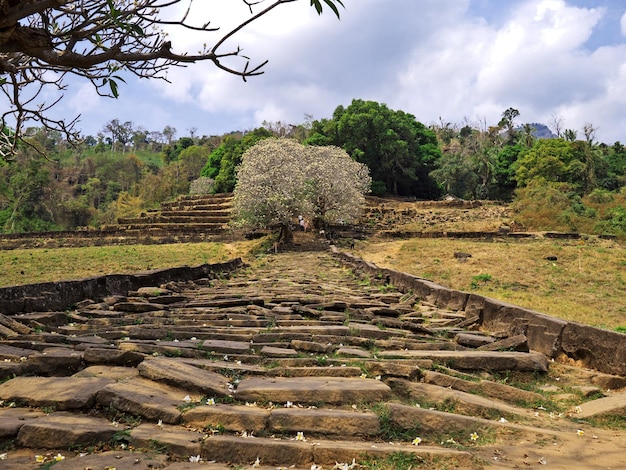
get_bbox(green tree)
[201,128,272,193]
[178,145,211,184]
[0,153,56,233]
[308,99,440,198]
[429,146,480,199]
[498,107,520,144]
[515,139,586,191]
[162,137,194,165]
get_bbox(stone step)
[388,378,535,420]
[95,377,205,424]
[201,434,472,468]
[157,209,231,217]
[573,390,626,418]
[117,223,227,232]
[118,215,230,224]
[16,412,117,449]
[137,357,234,396]
[387,403,561,442]
[420,369,545,405]
[0,376,112,410]
[234,376,391,405]
[378,349,549,372]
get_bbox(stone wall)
[330,246,626,377]
[0,258,244,315]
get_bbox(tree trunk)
[278,223,293,244]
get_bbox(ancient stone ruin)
[0,195,625,469]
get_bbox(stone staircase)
[116,193,233,235]
[0,249,625,469]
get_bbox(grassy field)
[356,236,626,331]
[0,242,246,286]
[1,235,624,331]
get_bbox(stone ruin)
[0,243,625,469]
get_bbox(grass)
[0,242,246,287]
[357,237,626,330]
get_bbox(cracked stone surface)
[0,248,624,469]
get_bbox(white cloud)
[57,0,626,143]
[66,82,100,114]
[384,0,622,139]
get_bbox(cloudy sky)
[57,0,626,144]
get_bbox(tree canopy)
[0,0,344,159]
[307,99,441,198]
[232,138,370,242]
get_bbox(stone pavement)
[0,248,625,469]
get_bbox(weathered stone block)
[561,322,626,376]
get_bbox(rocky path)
[0,247,625,469]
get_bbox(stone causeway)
[0,241,625,468]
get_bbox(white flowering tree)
[232,138,370,243]
[304,145,371,228]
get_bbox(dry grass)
[356,236,626,330]
[0,242,252,287]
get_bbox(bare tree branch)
[0,0,344,160]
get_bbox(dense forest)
[1,99,625,238]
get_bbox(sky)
[53,0,626,144]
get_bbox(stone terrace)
[0,247,625,469]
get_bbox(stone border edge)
[0,258,244,315]
[329,245,626,377]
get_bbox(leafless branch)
[0,0,343,159]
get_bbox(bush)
[595,206,626,237]
[189,177,215,195]
[586,189,614,204]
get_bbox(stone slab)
[336,347,370,358]
[199,339,251,354]
[266,366,362,378]
[388,378,532,418]
[16,412,117,448]
[574,391,626,419]
[561,322,626,376]
[311,439,472,467]
[0,376,112,410]
[388,403,559,439]
[0,408,45,438]
[477,334,529,352]
[183,404,269,432]
[0,344,40,360]
[421,370,544,404]
[130,422,203,458]
[27,347,83,375]
[260,346,299,357]
[137,357,233,396]
[96,377,192,424]
[179,358,266,375]
[378,349,549,372]
[201,434,312,466]
[456,333,495,348]
[52,451,169,470]
[268,408,380,436]
[83,347,145,366]
[73,365,140,380]
[235,376,391,404]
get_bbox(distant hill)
[517,122,557,139]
